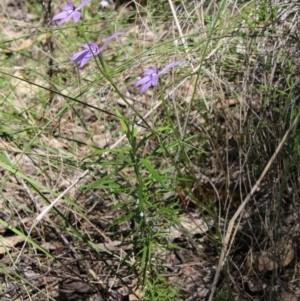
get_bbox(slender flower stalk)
[52,0,91,27]
[70,32,124,68]
[134,61,185,95]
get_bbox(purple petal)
[87,43,100,55]
[64,3,76,10]
[134,76,151,88]
[76,0,92,11]
[143,67,158,77]
[70,42,100,67]
[52,2,75,21]
[57,13,74,26]
[158,61,185,76]
[81,43,91,50]
[57,18,68,27]
[140,81,153,95]
[79,56,91,67]
[53,2,86,26]
[70,49,89,61]
[150,75,159,87]
[52,11,68,21]
[80,43,99,55]
[98,32,124,52]
[72,11,81,23]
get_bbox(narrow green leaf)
[140,158,167,189]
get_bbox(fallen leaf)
[0,236,25,254]
[248,241,294,273]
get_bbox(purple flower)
[70,32,124,68]
[52,0,91,27]
[134,61,185,95]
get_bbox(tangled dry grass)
[0,0,300,300]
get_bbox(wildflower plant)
[52,0,91,27]
[50,1,187,291]
[4,0,300,301]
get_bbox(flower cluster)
[52,0,185,95]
